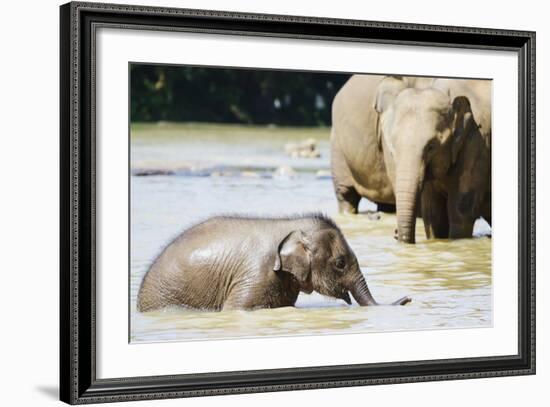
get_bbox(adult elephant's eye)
[335,256,346,269]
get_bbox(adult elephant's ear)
[273,230,311,285]
[373,76,407,149]
[374,76,407,113]
[451,96,476,164]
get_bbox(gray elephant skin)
[137,214,410,312]
[331,75,491,243]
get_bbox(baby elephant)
[137,214,411,312]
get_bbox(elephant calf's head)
[274,221,410,306]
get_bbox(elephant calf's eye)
[335,256,346,269]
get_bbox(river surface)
[130,123,492,343]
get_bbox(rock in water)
[367,211,381,221]
[133,169,175,176]
[240,171,260,178]
[273,165,297,179]
[284,138,321,159]
[315,170,331,179]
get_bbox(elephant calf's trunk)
[349,276,378,306]
[350,275,411,306]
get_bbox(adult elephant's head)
[274,224,411,306]
[374,77,477,243]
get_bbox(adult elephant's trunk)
[394,159,424,244]
[349,270,411,306]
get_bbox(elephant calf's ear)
[451,96,475,164]
[273,231,311,285]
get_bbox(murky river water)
[130,123,492,343]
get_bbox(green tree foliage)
[130,64,350,126]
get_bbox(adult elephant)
[331,75,491,243]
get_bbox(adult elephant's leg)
[331,139,361,214]
[335,184,361,214]
[421,181,449,239]
[376,202,396,213]
[447,189,476,239]
[481,194,492,226]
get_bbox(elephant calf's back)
[136,266,165,312]
[136,222,248,312]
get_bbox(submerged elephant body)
[331,75,491,243]
[137,214,410,312]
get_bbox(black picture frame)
[60,1,536,404]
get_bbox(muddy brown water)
[130,123,491,343]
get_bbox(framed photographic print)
[60,1,536,404]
